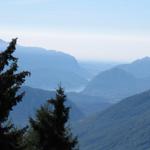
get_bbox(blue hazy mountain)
[79,61,119,79]
[10,86,85,126]
[83,58,150,102]
[0,39,89,91]
[118,57,150,78]
[74,90,150,150]
[67,92,111,116]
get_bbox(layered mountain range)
[2,39,150,150]
[0,39,89,91]
[82,57,150,102]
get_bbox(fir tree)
[29,86,78,150]
[0,39,30,150]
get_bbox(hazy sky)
[1,0,150,61]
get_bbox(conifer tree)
[0,39,30,150]
[29,86,78,150]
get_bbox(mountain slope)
[10,86,85,126]
[83,64,150,102]
[83,68,150,102]
[74,90,150,150]
[67,92,111,116]
[79,61,118,79]
[118,57,150,78]
[0,40,88,91]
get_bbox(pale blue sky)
[1,0,150,61]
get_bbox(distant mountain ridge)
[83,57,150,102]
[118,56,150,78]
[79,61,118,79]
[0,39,89,91]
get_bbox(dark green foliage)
[0,39,30,150]
[28,86,78,150]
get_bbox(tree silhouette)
[28,86,78,150]
[0,39,30,150]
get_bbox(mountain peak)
[132,56,150,64]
